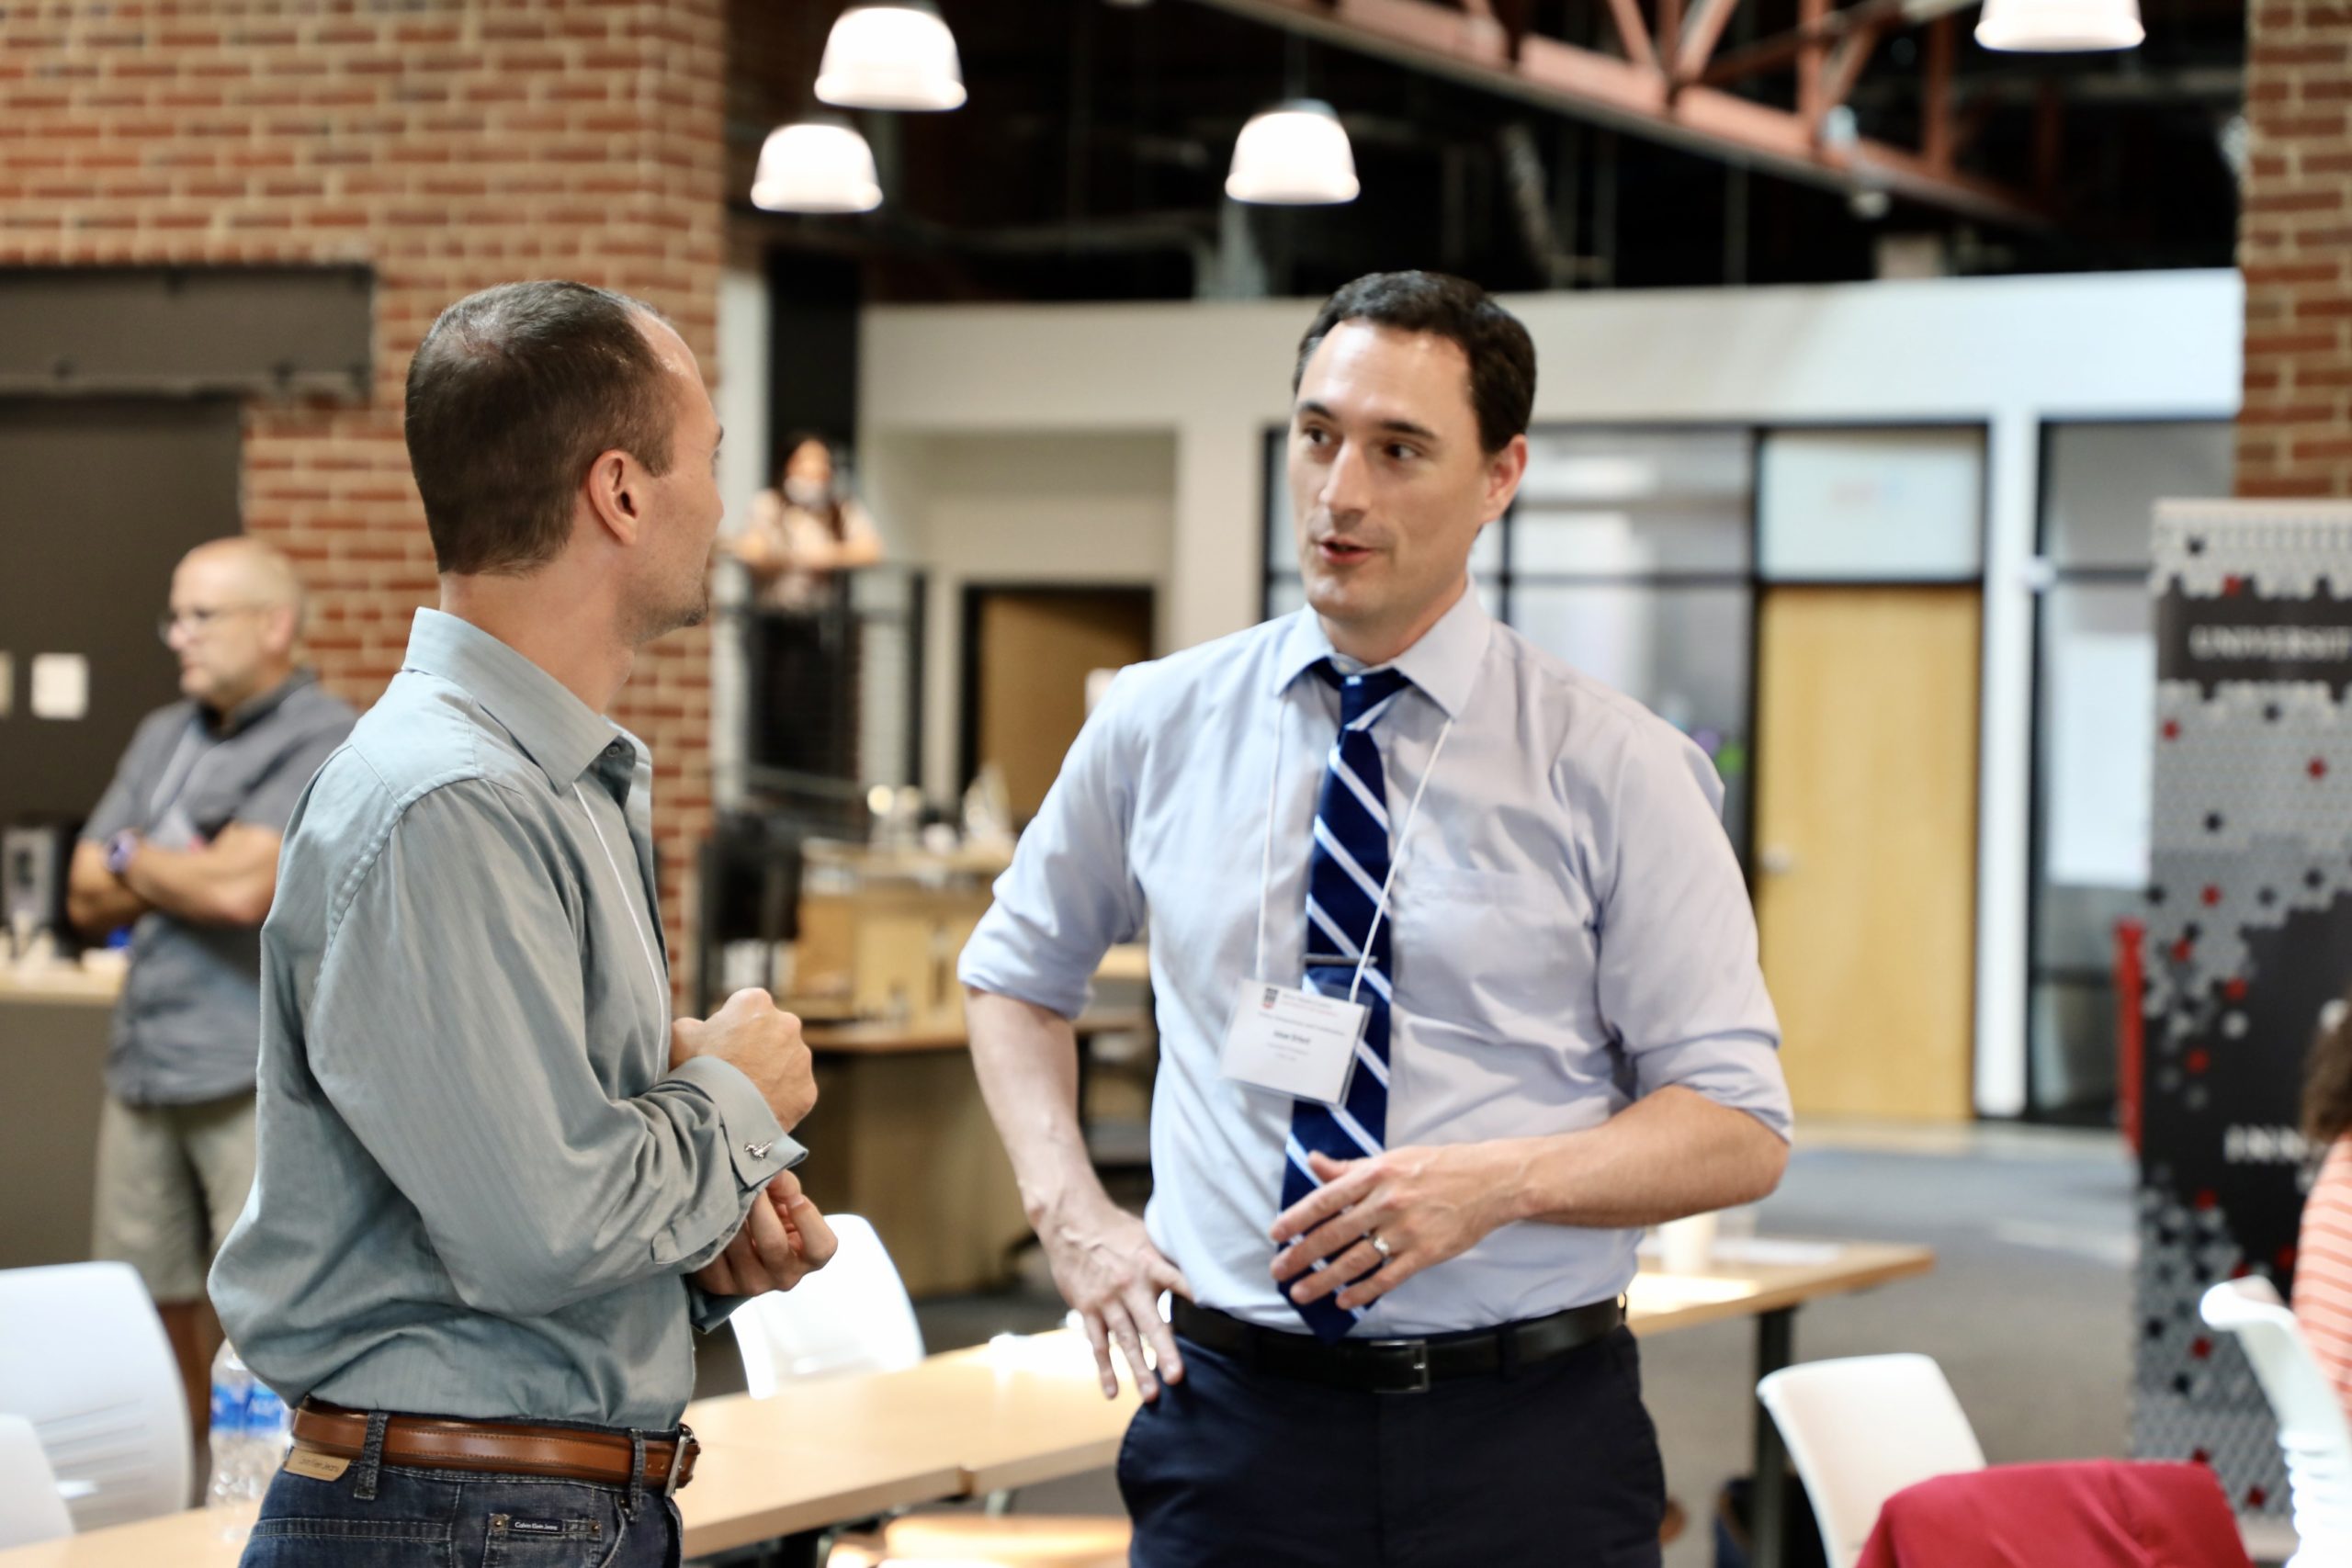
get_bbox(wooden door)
[1754,587,1982,1122]
[967,588,1153,820]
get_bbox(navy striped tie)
[1282,660,1413,1341]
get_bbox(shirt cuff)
[665,1055,806,1188]
[687,1281,752,1336]
[957,928,1091,1021]
[1634,1033,1794,1144]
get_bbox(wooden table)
[796,1010,1151,1298]
[1628,1239,1936,1568]
[0,964,123,1007]
[688,1333,1142,1501]
[0,1242,1930,1568]
[0,969,118,1271]
[801,1008,1147,1055]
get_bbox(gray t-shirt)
[82,671,356,1106]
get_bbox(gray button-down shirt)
[211,610,798,1430]
[960,591,1790,1336]
[82,671,356,1107]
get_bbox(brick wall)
[2239,0,2352,496]
[1,0,726,987]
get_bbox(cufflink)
[745,1140,773,1159]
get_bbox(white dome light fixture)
[751,119,882,214]
[1974,0,2143,51]
[1227,99,1360,205]
[816,2,967,113]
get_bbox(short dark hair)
[404,280,678,577]
[1293,271,1535,454]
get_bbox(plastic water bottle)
[206,1341,289,1507]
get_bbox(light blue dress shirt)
[212,610,799,1430]
[959,589,1791,1336]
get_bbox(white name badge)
[1219,978,1368,1106]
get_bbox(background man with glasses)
[66,536,355,1451]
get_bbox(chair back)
[2201,1276,2352,1568]
[729,1215,925,1393]
[1758,1352,1987,1568]
[0,1414,74,1549]
[0,1262,189,1530]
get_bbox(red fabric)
[1852,1461,2253,1568]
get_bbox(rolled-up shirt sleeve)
[958,667,1149,1020]
[306,779,793,1318]
[1581,717,1793,1141]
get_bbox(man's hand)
[670,988,817,1130]
[692,1170,840,1297]
[66,840,149,938]
[1038,1196,1192,1403]
[1270,1145,1520,1314]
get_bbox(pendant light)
[750,118,882,214]
[1226,99,1359,206]
[1974,0,2143,51]
[816,2,967,112]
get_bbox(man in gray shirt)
[67,536,355,1448]
[211,281,831,1568]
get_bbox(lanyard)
[1252,674,1459,1007]
[145,723,212,822]
[572,782,670,1026]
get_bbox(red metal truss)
[1193,0,2046,228]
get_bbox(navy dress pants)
[1118,1325,1666,1568]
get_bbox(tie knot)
[1314,660,1412,729]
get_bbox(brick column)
[2238,0,2352,497]
[1,0,726,988]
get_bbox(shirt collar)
[401,608,628,792]
[208,669,317,739]
[1267,585,1493,720]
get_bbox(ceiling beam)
[1188,0,2047,227]
[1674,0,1747,85]
[1602,0,1659,73]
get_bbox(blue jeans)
[238,1415,682,1568]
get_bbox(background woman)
[730,433,883,612]
[2296,998,2352,1420]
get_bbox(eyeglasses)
[157,605,267,644]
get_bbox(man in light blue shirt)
[961,272,1792,1567]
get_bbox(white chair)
[731,1217,1129,1568]
[731,1215,925,1392]
[0,1261,191,1530]
[2201,1277,2352,1568]
[1757,1352,1988,1568]
[0,1413,74,1549]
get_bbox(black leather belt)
[1170,1295,1625,1394]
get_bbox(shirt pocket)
[1391,865,1589,1046]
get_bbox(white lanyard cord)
[572,783,668,1021]
[146,726,207,820]
[1252,715,1286,985]
[1253,680,1458,1005]
[1345,715,1454,1006]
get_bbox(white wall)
[859,269,2245,1117]
[864,430,1177,802]
[712,265,771,813]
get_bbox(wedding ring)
[1369,1232,1393,1261]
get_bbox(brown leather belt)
[290,1402,699,1493]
